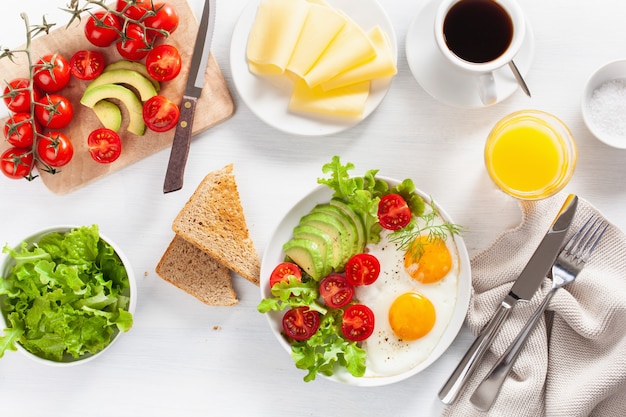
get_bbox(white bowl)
[0,225,137,366]
[582,59,626,149]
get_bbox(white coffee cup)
[434,0,526,105]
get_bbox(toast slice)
[156,235,238,306]
[172,164,260,286]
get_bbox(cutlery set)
[438,194,609,410]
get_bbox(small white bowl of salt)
[582,60,626,149]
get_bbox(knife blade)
[163,0,216,193]
[438,194,578,405]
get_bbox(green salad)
[0,225,133,361]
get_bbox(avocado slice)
[329,198,367,248]
[80,84,146,136]
[283,239,326,281]
[92,100,122,132]
[311,204,363,257]
[292,224,336,277]
[85,69,158,101]
[299,211,351,271]
[103,60,160,92]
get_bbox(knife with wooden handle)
[163,0,216,193]
[438,194,578,405]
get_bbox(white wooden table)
[1,0,625,415]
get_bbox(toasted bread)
[172,164,260,286]
[156,235,238,306]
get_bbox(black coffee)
[443,0,513,63]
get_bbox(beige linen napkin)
[443,193,626,417]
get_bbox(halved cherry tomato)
[34,94,73,129]
[269,262,302,288]
[1,147,34,179]
[87,128,122,164]
[378,193,412,230]
[144,3,180,38]
[345,253,381,286]
[84,11,122,47]
[37,132,73,168]
[70,50,105,80]
[4,113,39,148]
[33,54,71,93]
[282,307,320,341]
[116,23,151,61]
[3,78,39,113]
[146,44,181,82]
[143,95,180,132]
[319,275,354,309]
[341,304,375,342]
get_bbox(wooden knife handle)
[163,95,198,193]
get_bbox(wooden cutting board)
[0,0,234,194]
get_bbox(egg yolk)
[388,292,436,340]
[404,236,452,283]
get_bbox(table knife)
[163,0,216,193]
[438,194,578,405]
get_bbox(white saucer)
[405,0,535,108]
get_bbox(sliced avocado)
[92,100,122,132]
[81,84,146,136]
[283,239,326,281]
[103,60,160,92]
[311,204,362,258]
[329,198,367,250]
[85,69,158,101]
[299,211,351,271]
[292,224,335,277]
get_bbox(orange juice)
[485,110,577,199]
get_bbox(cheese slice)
[246,0,310,76]
[302,15,376,88]
[321,26,397,91]
[289,78,370,118]
[286,4,346,78]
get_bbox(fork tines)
[565,216,609,263]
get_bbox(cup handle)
[478,72,497,105]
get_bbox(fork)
[469,215,609,411]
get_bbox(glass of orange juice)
[485,110,577,200]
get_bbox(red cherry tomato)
[269,262,302,288]
[319,275,354,309]
[282,307,320,341]
[37,132,74,168]
[145,44,182,82]
[341,304,375,342]
[33,54,71,93]
[378,193,412,230]
[84,11,122,47]
[4,113,39,148]
[143,95,180,132]
[116,0,152,19]
[345,253,381,286]
[70,50,105,80]
[3,78,39,113]
[144,3,180,38]
[0,147,34,179]
[116,23,151,61]
[34,94,73,129]
[87,128,122,164]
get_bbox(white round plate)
[260,177,471,386]
[230,0,397,136]
[405,0,535,108]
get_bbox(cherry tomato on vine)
[143,95,180,132]
[378,193,412,230]
[345,253,381,286]
[4,113,39,148]
[282,307,320,341]
[144,3,180,38]
[116,0,152,20]
[70,50,106,81]
[319,275,354,309]
[33,54,71,93]
[84,11,122,47]
[0,147,34,179]
[341,304,375,342]
[34,94,73,129]
[269,262,302,288]
[87,128,122,164]
[3,78,39,113]
[146,44,181,82]
[37,132,74,168]
[116,23,151,61]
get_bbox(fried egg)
[355,222,460,377]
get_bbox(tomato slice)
[70,50,105,80]
[319,275,354,309]
[282,307,320,341]
[378,193,412,230]
[345,253,381,286]
[1,147,34,179]
[87,128,122,164]
[143,95,180,132]
[269,262,302,288]
[341,304,375,342]
[146,44,182,82]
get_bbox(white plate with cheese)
[230,0,397,136]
